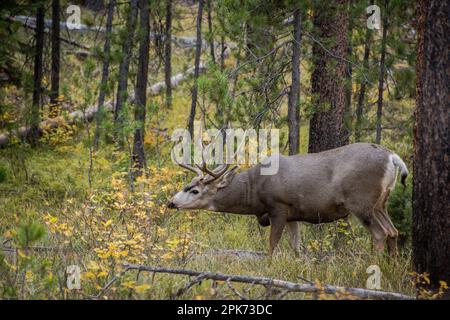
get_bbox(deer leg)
[386,235,398,256]
[268,211,287,256]
[381,192,399,257]
[352,207,388,253]
[257,214,270,227]
[287,222,300,257]
[376,209,398,256]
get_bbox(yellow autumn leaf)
[82,271,96,280]
[134,284,150,293]
[102,219,113,228]
[97,271,108,278]
[87,260,100,271]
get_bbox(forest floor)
[0,90,415,299]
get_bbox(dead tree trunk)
[164,0,173,108]
[287,8,301,156]
[28,4,45,147]
[187,0,204,138]
[50,0,60,117]
[94,0,115,149]
[308,0,349,153]
[114,0,138,144]
[132,0,150,175]
[413,0,450,300]
[375,0,388,144]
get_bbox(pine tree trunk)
[342,0,353,145]
[355,21,371,142]
[114,0,139,144]
[413,0,450,300]
[287,8,301,156]
[206,0,215,64]
[220,35,225,71]
[94,0,115,149]
[164,0,173,108]
[28,4,45,147]
[50,0,60,117]
[308,0,349,153]
[132,0,150,175]
[375,0,388,144]
[187,0,204,138]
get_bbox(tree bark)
[132,0,150,175]
[50,0,60,117]
[114,0,139,144]
[206,0,215,64]
[94,0,115,149]
[308,0,349,153]
[413,0,450,300]
[187,0,204,138]
[287,8,301,156]
[342,0,353,145]
[164,0,173,108]
[375,0,388,144]
[355,19,372,142]
[28,4,45,147]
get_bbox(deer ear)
[216,167,238,189]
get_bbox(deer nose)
[167,201,176,209]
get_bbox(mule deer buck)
[167,143,408,257]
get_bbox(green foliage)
[14,219,46,248]
[388,177,413,246]
[0,161,7,183]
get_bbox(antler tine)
[172,148,202,175]
[179,162,202,175]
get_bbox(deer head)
[167,162,238,210]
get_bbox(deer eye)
[190,190,199,195]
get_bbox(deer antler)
[171,141,202,175]
[175,122,243,180]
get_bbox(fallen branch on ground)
[122,264,414,300]
[0,64,206,147]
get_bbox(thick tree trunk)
[114,0,139,144]
[287,8,301,156]
[206,0,215,64]
[375,0,388,144]
[308,0,349,153]
[94,0,115,149]
[164,0,173,108]
[28,4,45,147]
[355,21,372,142]
[187,0,204,138]
[50,0,60,117]
[413,0,450,300]
[132,0,150,175]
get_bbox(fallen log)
[122,263,414,300]
[0,64,206,147]
[9,16,235,50]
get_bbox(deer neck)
[210,172,255,215]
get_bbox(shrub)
[388,176,412,246]
[0,162,7,183]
